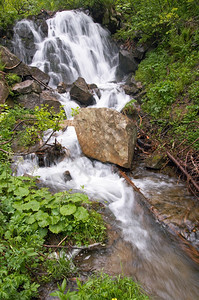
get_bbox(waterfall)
[12,11,199,300]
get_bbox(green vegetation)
[0,76,106,299]
[114,0,199,150]
[51,274,149,299]
[0,103,65,160]
[0,165,106,298]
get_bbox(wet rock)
[131,44,146,60]
[63,170,72,182]
[57,82,67,93]
[70,77,95,106]
[118,50,138,74]
[17,92,40,110]
[29,66,50,85]
[74,107,137,168]
[145,152,167,170]
[122,85,139,96]
[36,142,67,167]
[88,83,101,99]
[12,80,42,94]
[0,45,31,76]
[0,75,9,104]
[0,46,50,85]
[14,22,36,64]
[40,90,62,113]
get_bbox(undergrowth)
[51,273,149,299]
[135,27,199,150]
[0,165,106,299]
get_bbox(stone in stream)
[74,107,137,168]
[70,77,95,106]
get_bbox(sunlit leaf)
[49,222,66,234]
[74,207,89,221]
[60,204,76,216]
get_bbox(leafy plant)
[51,273,150,299]
[5,73,21,86]
[0,163,106,299]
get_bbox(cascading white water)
[13,11,199,300]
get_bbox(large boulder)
[70,77,95,106]
[15,90,62,113]
[16,92,40,110]
[29,66,50,85]
[0,45,31,76]
[0,75,9,104]
[74,108,137,168]
[118,50,138,74]
[12,80,42,94]
[0,46,50,85]
[40,90,62,113]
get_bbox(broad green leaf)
[38,219,49,228]
[23,200,40,211]
[49,215,60,225]
[14,187,30,197]
[26,214,36,224]
[74,207,89,221]
[70,193,90,203]
[60,204,76,216]
[34,210,49,221]
[13,202,23,212]
[49,221,66,234]
[52,208,59,215]
[38,228,48,238]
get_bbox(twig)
[38,130,56,150]
[0,148,10,154]
[166,151,199,192]
[178,137,199,154]
[31,75,53,91]
[43,244,68,248]
[57,235,68,247]
[4,61,22,70]
[190,155,199,175]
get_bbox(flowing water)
[13,10,199,299]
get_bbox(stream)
[12,10,199,300]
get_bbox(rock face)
[118,50,138,74]
[0,76,9,104]
[74,108,137,168]
[13,87,62,113]
[40,90,62,113]
[0,46,50,84]
[12,80,42,94]
[70,77,95,106]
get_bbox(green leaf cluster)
[0,164,106,298]
[51,273,149,299]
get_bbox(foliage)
[5,73,21,86]
[0,104,65,161]
[71,107,80,117]
[51,273,149,299]
[135,24,199,149]
[0,163,106,299]
[0,0,41,28]
[115,0,199,43]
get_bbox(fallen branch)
[178,137,199,154]
[4,61,22,70]
[166,151,199,192]
[0,148,10,155]
[43,242,104,250]
[31,75,53,91]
